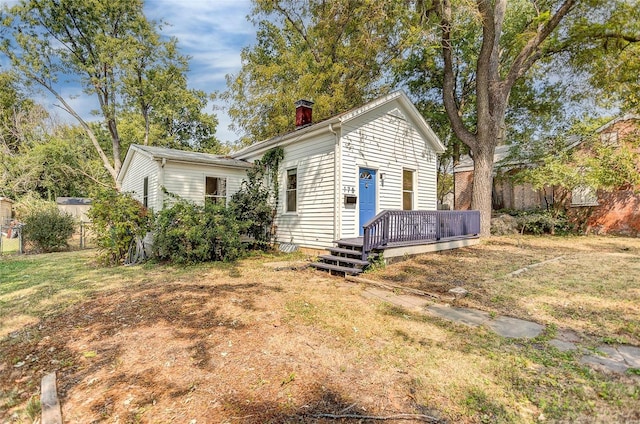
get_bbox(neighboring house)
[453,114,640,235]
[118,91,452,250]
[0,197,14,227]
[56,197,93,222]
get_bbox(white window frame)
[402,168,415,211]
[571,185,598,207]
[142,176,149,208]
[285,168,297,213]
[205,176,227,206]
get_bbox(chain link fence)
[1,221,95,256]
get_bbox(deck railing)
[361,210,480,260]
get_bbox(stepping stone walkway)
[360,285,640,375]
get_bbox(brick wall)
[454,170,473,210]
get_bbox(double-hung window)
[402,169,414,210]
[205,177,227,205]
[143,176,149,208]
[286,168,297,212]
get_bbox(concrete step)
[310,262,364,275]
[318,254,369,267]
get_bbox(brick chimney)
[295,99,314,129]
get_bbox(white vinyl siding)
[240,133,337,249]
[120,151,160,210]
[162,162,246,206]
[340,105,438,237]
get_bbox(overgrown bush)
[153,198,243,264]
[88,190,152,265]
[228,147,283,249]
[22,207,75,252]
[492,209,572,235]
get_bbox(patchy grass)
[370,235,640,346]
[1,237,639,423]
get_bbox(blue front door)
[359,168,376,236]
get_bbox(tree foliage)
[1,0,221,187]
[223,0,409,143]
[228,0,639,236]
[229,147,284,246]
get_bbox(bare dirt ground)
[2,235,640,423]
[2,265,438,423]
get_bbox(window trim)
[402,168,415,211]
[204,176,228,206]
[571,185,599,207]
[142,176,149,208]
[285,167,297,213]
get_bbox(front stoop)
[310,238,371,276]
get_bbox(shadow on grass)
[0,278,283,419]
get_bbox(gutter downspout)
[329,123,341,242]
[158,158,166,210]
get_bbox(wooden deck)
[311,210,480,275]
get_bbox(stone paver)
[360,286,640,375]
[580,353,631,374]
[549,339,577,352]
[427,305,489,327]
[485,316,544,339]
[617,345,640,368]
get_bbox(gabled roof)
[56,197,92,205]
[0,197,14,204]
[454,135,582,173]
[118,144,252,184]
[232,90,446,159]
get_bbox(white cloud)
[144,0,255,143]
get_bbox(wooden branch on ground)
[41,372,62,424]
[311,412,441,422]
[346,276,454,302]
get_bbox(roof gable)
[232,91,446,158]
[117,144,252,184]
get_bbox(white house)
[118,91,450,251]
[117,145,253,210]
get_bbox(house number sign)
[343,185,355,194]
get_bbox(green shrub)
[153,198,243,264]
[22,207,75,253]
[228,147,283,249]
[88,190,151,265]
[495,209,572,235]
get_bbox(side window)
[205,177,227,205]
[286,168,297,212]
[402,169,414,210]
[571,185,598,207]
[143,176,149,208]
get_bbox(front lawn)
[1,236,639,423]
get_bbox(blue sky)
[3,0,256,144]
[144,0,255,143]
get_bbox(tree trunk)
[471,141,496,236]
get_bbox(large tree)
[1,0,220,187]
[223,0,410,144]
